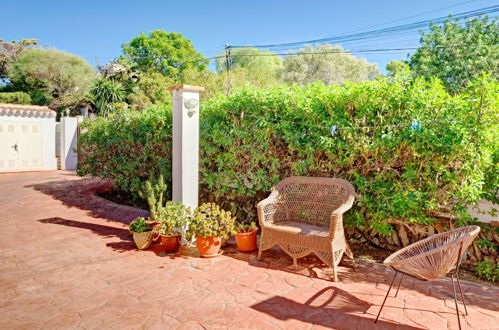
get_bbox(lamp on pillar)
[168,84,205,210]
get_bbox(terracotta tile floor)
[0,171,497,329]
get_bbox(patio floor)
[0,171,497,329]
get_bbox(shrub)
[77,103,172,195]
[78,75,498,234]
[476,260,498,282]
[0,91,31,104]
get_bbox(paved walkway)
[0,171,498,329]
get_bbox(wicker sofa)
[257,176,356,281]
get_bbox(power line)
[343,0,480,34]
[231,5,499,50]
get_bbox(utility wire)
[231,5,499,50]
[341,0,480,34]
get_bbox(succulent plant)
[189,203,236,239]
[156,201,191,236]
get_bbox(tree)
[216,47,282,75]
[122,30,208,80]
[127,71,174,110]
[182,68,222,99]
[89,78,126,115]
[279,44,380,85]
[9,48,95,104]
[410,16,499,93]
[386,60,410,77]
[0,38,38,79]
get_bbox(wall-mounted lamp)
[184,98,199,116]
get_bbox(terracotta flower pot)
[196,235,222,257]
[160,234,181,253]
[236,227,258,252]
[132,230,153,250]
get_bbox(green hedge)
[78,75,498,233]
[0,92,32,104]
[78,104,173,194]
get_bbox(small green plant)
[129,217,151,233]
[189,203,236,239]
[476,260,499,282]
[236,221,257,233]
[156,201,191,236]
[138,173,168,221]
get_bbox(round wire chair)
[375,225,480,330]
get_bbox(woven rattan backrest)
[384,226,480,279]
[273,177,355,226]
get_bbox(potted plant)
[129,217,153,250]
[155,201,191,253]
[189,203,236,257]
[235,222,258,252]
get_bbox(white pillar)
[60,116,83,170]
[169,85,205,210]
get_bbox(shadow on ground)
[37,217,194,260]
[29,178,148,224]
[251,287,423,329]
[32,177,499,321]
[224,243,499,317]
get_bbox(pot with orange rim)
[235,224,258,252]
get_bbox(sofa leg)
[256,233,264,261]
[330,263,338,282]
[345,245,356,271]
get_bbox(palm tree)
[89,78,125,116]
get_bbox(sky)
[2,0,497,73]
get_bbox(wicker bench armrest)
[332,195,355,216]
[257,190,280,227]
[329,195,355,238]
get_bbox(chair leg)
[451,275,462,330]
[332,263,338,282]
[293,257,298,270]
[256,233,264,261]
[394,274,404,298]
[375,270,398,323]
[345,245,357,271]
[455,273,468,316]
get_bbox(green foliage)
[476,260,498,282]
[122,30,208,80]
[386,60,410,77]
[280,44,380,85]
[0,38,38,79]
[0,91,31,104]
[237,221,257,233]
[77,104,173,194]
[129,217,151,233]
[410,16,499,93]
[138,174,168,220]
[181,68,223,100]
[156,201,191,237]
[9,49,95,104]
[78,76,498,234]
[89,78,126,115]
[127,72,174,110]
[216,47,283,77]
[189,203,236,239]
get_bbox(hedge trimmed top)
[78,75,498,234]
